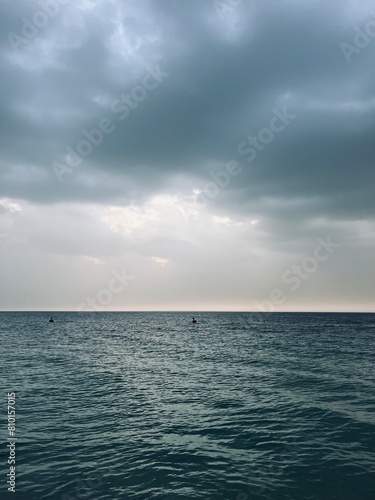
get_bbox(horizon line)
[1,310,374,314]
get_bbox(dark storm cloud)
[0,0,374,223]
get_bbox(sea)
[1,312,374,500]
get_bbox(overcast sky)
[0,0,374,311]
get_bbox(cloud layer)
[1,0,374,311]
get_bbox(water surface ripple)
[1,312,374,499]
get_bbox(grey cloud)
[0,0,374,310]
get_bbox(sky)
[0,0,374,312]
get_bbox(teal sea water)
[1,312,375,500]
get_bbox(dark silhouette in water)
[192,317,197,324]
[49,317,54,323]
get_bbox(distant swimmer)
[49,317,54,323]
[192,317,197,324]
